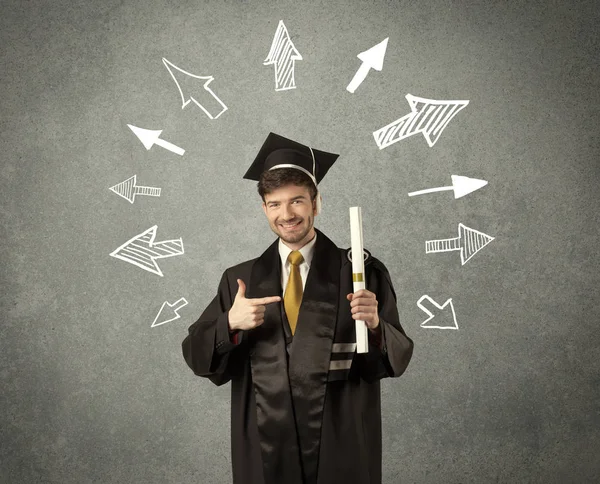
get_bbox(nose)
[281,204,295,221]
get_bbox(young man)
[182,132,414,484]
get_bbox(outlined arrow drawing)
[162,57,228,119]
[127,124,185,156]
[408,175,488,199]
[346,37,389,93]
[109,175,161,204]
[151,297,188,327]
[426,223,494,265]
[417,295,458,330]
[264,20,303,91]
[110,225,184,277]
[373,94,469,149]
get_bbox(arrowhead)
[458,223,494,265]
[128,124,162,150]
[451,175,488,199]
[418,295,458,330]
[109,174,137,203]
[357,37,388,71]
[162,57,214,109]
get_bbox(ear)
[262,201,267,216]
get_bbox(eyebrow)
[267,195,306,205]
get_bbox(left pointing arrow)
[127,124,185,156]
[109,175,161,204]
[110,225,184,277]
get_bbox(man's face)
[262,184,317,249]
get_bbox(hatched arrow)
[109,175,161,204]
[346,37,389,93]
[426,223,494,265]
[151,297,189,327]
[408,175,488,199]
[417,295,458,330]
[110,225,184,277]
[373,94,469,148]
[264,20,303,91]
[127,124,185,156]
[162,57,228,119]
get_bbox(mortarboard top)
[243,132,339,185]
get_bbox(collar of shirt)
[278,232,317,290]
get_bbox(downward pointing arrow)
[347,37,389,93]
[408,175,488,199]
[127,124,185,156]
[417,295,458,330]
[151,297,189,327]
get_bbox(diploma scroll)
[350,207,369,354]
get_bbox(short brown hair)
[257,168,317,202]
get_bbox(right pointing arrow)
[408,175,488,199]
[346,37,389,93]
[426,223,494,265]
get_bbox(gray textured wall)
[1,0,599,483]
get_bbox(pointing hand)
[228,279,281,331]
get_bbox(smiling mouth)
[280,220,301,229]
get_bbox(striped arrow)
[373,94,469,149]
[109,175,161,204]
[426,223,494,265]
[264,20,302,91]
[151,297,189,327]
[110,225,184,277]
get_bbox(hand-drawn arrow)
[417,295,458,330]
[408,175,488,199]
[346,37,389,93]
[373,94,469,148]
[426,223,494,265]
[162,58,228,119]
[110,225,184,277]
[109,175,161,204]
[264,20,303,91]
[128,124,185,156]
[151,297,189,327]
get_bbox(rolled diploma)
[350,207,369,354]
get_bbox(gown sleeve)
[181,270,244,386]
[358,259,414,383]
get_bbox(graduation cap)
[243,132,339,215]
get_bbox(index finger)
[352,289,376,299]
[249,296,282,305]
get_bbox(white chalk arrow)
[264,20,303,91]
[408,175,488,199]
[346,37,388,93]
[426,223,494,265]
[162,58,228,119]
[127,124,185,156]
[110,225,184,277]
[373,94,469,148]
[109,175,161,204]
[151,297,189,327]
[417,295,458,330]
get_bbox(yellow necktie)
[284,250,304,335]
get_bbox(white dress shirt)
[278,232,317,293]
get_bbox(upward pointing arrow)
[346,37,389,93]
[264,20,303,91]
[127,124,185,156]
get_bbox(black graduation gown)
[182,229,414,484]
